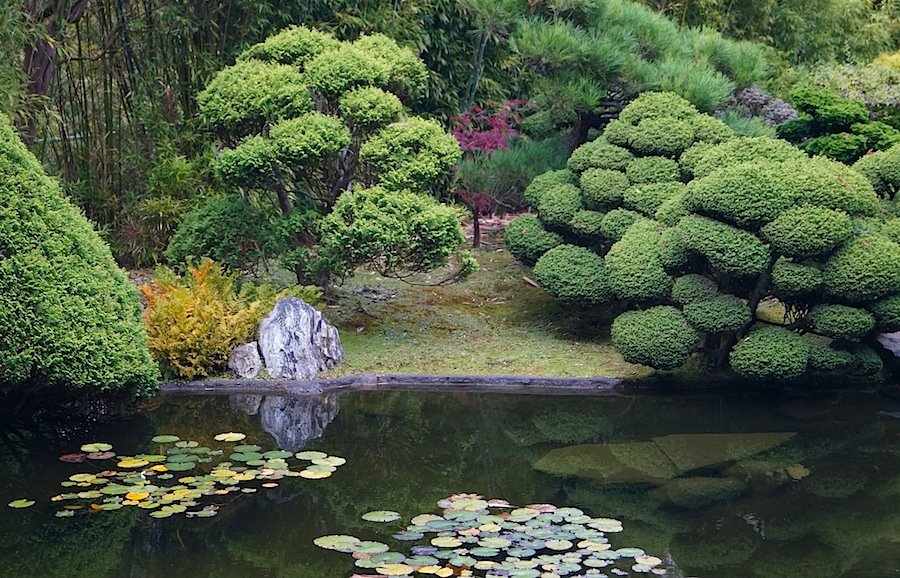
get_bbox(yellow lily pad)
[117,458,149,469]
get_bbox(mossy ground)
[324,234,649,379]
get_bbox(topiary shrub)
[654,190,690,226]
[823,234,900,302]
[625,156,681,185]
[690,137,807,179]
[524,169,578,208]
[0,115,157,398]
[799,133,869,164]
[567,140,634,173]
[868,293,900,332]
[675,215,771,278]
[760,205,853,258]
[600,209,646,242]
[770,260,824,301]
[850,344,884,375]
[611,306,700,370]
[570,210,607,238]
[807,340,855,371]
[775,156,881,217]
[504,214,564,265]
[165,195,283,273]
[808,304,875,339]
[237,25,341,67]
[853,144,900,199]
[533,245,614,304]
[683,295,752,333]
[628,117,695,157]
[686,161,796,227]
[671,274,720,305]
[538,183,583,229]
[605,220,673,302]
[579,168,630,210]
[788,86,869,133]
[729,327,809,380]
[624,182,685,218]
[656,226,691,270]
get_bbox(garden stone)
[877,332,900,357]
[228,341,262,378]
[258,297,343,380]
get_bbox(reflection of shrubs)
[658,476,746,509]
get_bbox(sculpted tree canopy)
[507,91,900,380]
[184,26,475,284]
[0,114,158,398]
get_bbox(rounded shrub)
[600,208,645,241]
[728,327,809,380]
[850,344,884,375]
[690,114,734,144]
[691,136,807,179]
[672,274,720,305]
[339,87,403,133]
[807,340,854,371]
[579,168,630,210]
[538,183,583,229]
[808,304,875,339]
[165,196,281,273]
[624,182,685,218]
[605,220,673,302]
[679,141,716,178]
[823,234,900,302]
[617,92,700,125]
[302,44,386,101]
[770,260,823,300]
[270,112,352,165]
[675,215,771,278]
[655,190,690,226]
[237,25,341,67]
[626,156,681,185]
[788,86,869,132]
[869,293,900,332]
[215,136,278,187]
[760,205,853,258]
[524,169,578,208]
[853,145,900,199]
[602,118,631,148]
[629,117,695,157]
[533,245,614,305]
[0,116,158,396]
[799,133,869,164]
[656,227,691,270]
[683,294,752,333]
[686,161,796,227]
[567,140,633,173]
[883,218,900,244]
[776,156,880,217]
[504,214,564,265]
[610,306,700,370]
[775,113,814,142]
[570,210,606,238]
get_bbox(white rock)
[258,297,343,379]
[228,341,262,378]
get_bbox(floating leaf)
[374,563,414,576]
[125,492,150,501]
[313,456,347,466]
[545,539,573,551]
[262,450,293,459]
[299,470,331,479]
[233,444,262,453]
[55,510,74,518]
[87,451,116,460]
[80,442,112,453]
[59,453,87,463]
[363,510,402,523]
[151,435,180,444]
[295,451,327,460]
[393,531,425,541]
[117,458,149,469]
[214,432,246,442]
[175,440,198,448]
[314,535,361,552]
[430,537,461,548]
[8,499,35,509]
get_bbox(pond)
[3,386,900,577]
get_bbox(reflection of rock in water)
[230,394,340,451]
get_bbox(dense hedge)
[671,274,720,305]
[504,214,563,265]
[611,306,700,370]
[625,156,681,185]
[524,169,578,208]
[533,245,614,304]
[808,304,875,339]
[0,115,158,397]
[538,183,583,229]
[729,327,809,380]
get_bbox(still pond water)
[3,387,900,577]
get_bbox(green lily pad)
[191,509,218,518]
[375,563,414,576]
[431,536,461,548]
[8,499,35,508]
[295,451,327,460]
[545,539,573,550]
[80,442,113,453]
[166,454,199,463]
[230,452,263,462]
[478,537,511,548]
[175,440,198,448]
[164,461,196,472]
[314,534,361,552]
[393,531,425,541]
[214,432,246,442]
[312,456,347,466]
[233,444,261,453]
[363,510,402,523]
[55,510,75,518]
[262,450,293,459]
[403,555,439,567]
[149,509,174,518]
[151,435,180,444]
[372,552,407,564]
[616,547,646,558]
[351,541,390,554]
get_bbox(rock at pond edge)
[258,297,343,380]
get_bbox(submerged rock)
[228,341,262,378]
[258,297,343,380]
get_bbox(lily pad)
[213,432,246,442]
[295,451,328,460]
[314,534,361,552]
[363,510,402,523]
[8,499,35,508]
[262,450,293,459]
[87,451,116,460]
[81,442,113,453]
[59,453,87,463]
[151,435,180,443]
[117,458,149,469]
[233,444,262,453]
[351,541,390,554]
[430,536,461,548]
[375,563,414,576]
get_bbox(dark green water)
[3,388,900,577]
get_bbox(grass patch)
[324,236,650,379]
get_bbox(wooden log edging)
[158,373,628,397]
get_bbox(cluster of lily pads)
[315,493,667,577]
[7,432,345,519]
